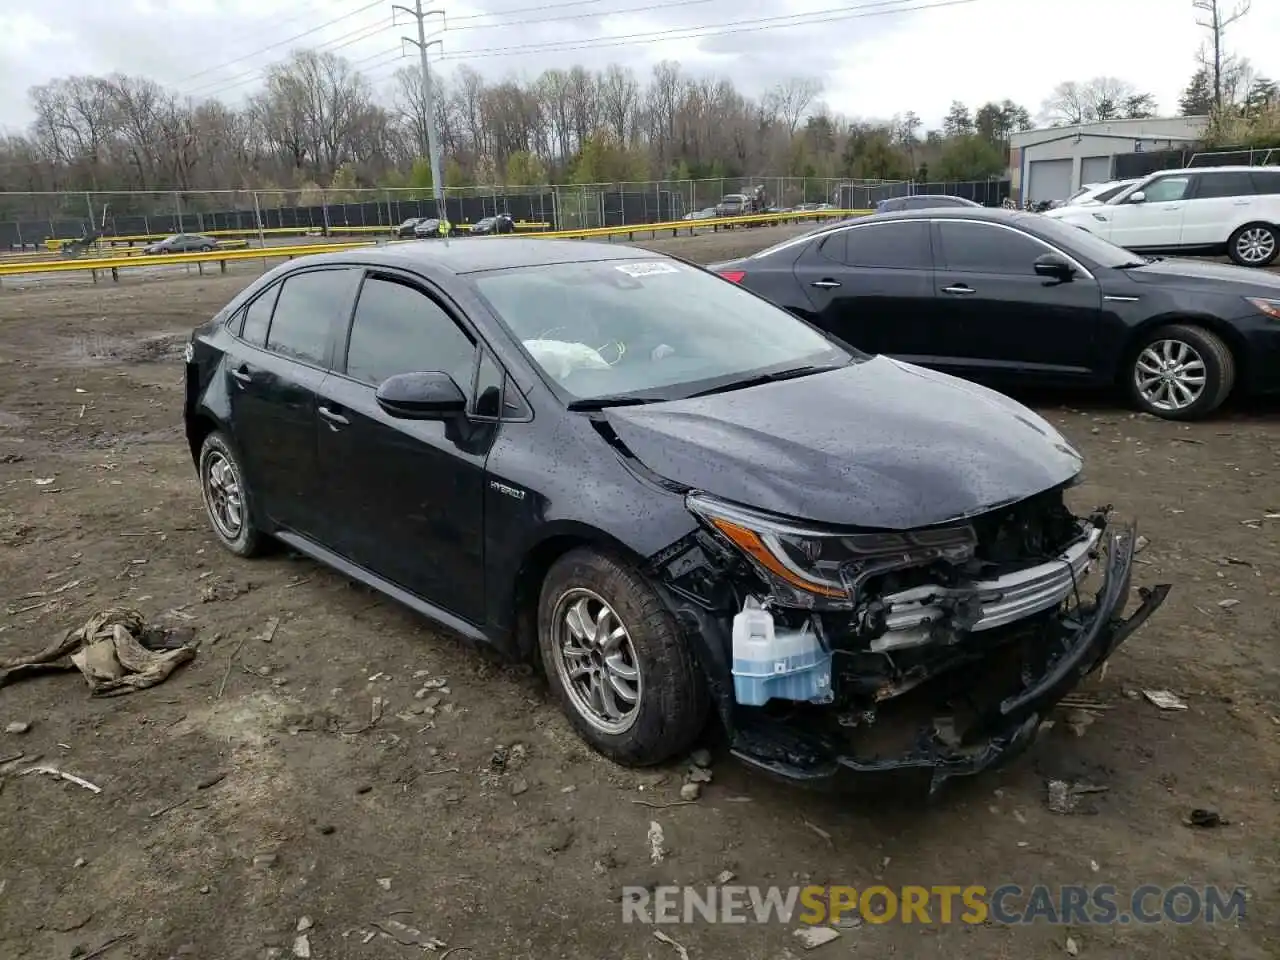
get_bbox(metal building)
[1009,116,1210,205]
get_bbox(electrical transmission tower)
[394,0,446,220]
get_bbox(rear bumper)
[728,523,1170,795]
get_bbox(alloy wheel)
[204,451,245,540]
[1134,339,1207,412]
[1235,227,1276,265]
[551,588,642,734]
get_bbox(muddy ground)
[0,225,1277,960]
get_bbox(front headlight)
[687,493,977,609]
[1246,297,1280,320]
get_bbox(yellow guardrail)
[2,209,868,284]
[526,207,869,240]
[0,240,373,279]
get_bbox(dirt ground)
[1,225,1277,960]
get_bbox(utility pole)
[394,0,446,219]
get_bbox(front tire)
[1127,324,1235,421]
[537,548,708,766]
[1227,223,1278,267]
[198,431,265,557]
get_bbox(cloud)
[2,0,1279,133]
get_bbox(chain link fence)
[0,178,1013,250]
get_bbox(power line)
[178,0,386,93]
[187,17,396,100]
[443,0,719,32]
[444,0,697,23]
[432,0,981,61]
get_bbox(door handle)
[230,367,252,384]
[942,284,975,295]
[810,279,842,289]
[318,406,349,427]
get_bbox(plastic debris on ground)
[0,607,196,696]
[1142,689,1188,711]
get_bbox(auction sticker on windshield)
[615,261,681,277]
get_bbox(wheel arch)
[1228,220,1279,266]
[1116,312,1249,392]
[508,522,653,663]
[185,410,223,467]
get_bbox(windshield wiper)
[567,394,665,411]
[685,364,840,399]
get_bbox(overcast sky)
[1,0,1278,133]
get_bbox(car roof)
[1152,165,1268,174]
[297,237,664,275]
[853,207,1038,226]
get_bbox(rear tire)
[1127,324,1235,421]
[198,431,265,557]
[1227,222,1278,267]
[537,548,708,766]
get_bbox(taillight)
[718,270,746,283]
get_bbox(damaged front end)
[650,484,1170,795]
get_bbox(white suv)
[1043,166,1280,267]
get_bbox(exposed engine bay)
[648,481,1171,792]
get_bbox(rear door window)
[238,284,280,347]
[1192,171,1255,199]
[265,268,361,366]
[824,221,932,269]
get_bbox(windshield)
[471,259,854,404]
[1095,182,1134,203]
[1025,214,1146,268]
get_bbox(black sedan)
[711,208,1280,420]
[183,239,1166,792]
[470,214,515,235]
[875,194,982,213]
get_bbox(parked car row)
[395,214,518,239]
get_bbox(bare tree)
[1193,0,1252,112]
[766,77,823,137]
[1040,77,1151,124]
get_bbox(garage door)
[1027,159,1073,204]
[1081,156,1113,185]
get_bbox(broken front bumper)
[727,523,1170,795]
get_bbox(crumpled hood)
[604,357,1083,529]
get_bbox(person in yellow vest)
[438,216,451,238]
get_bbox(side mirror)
[375,372,466,420]
[1034,253,1076,282]
[1127,190,1147,204]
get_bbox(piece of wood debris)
[20,765,102,794]
[653,929,691,960]
[630,799,697,809]
[803,819,835,848]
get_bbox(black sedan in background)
[470,214,516,235]
[874,194,982,213]
[711,208,1280,420]
[183,239,1165,792]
